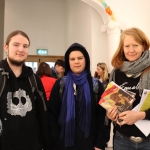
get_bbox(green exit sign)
[36,49,48,55]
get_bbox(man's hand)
[107,106,118,121]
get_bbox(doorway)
[25,55,64,73]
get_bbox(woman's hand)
[117,111,146,125]
[107,106,118,121]
[94,147,101,150]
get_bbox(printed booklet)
[133,89,150,136]
[137,89,150,111]
[99,81,135,113]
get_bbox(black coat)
[48,77,110,150]
[0,59,52,150]
[51,68,58,79]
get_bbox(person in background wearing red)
[36,62,56,102]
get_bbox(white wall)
[4,0,66,57]
[106,0,150,39]
[3,0,150,74]
[91,8,108,74]
[65,0,92,57]
[65,0,108,75]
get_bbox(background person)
[48,43,110,150]
[51,59,65,79]
[36,62,56,102]
[94,62,109,89]
[107,27,150,150]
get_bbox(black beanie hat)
[64,43,90,75]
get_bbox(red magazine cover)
[99,81,135,113]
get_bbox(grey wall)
[0,0,4,59]
[3,0,150,74]
[4,0,66,57]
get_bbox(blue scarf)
[58,70,91,147]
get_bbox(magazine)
[133,105,150,137]
[137,89,150,111]
[132,89,150,137]
[99,81,135,113]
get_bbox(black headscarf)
[64,43,91,75]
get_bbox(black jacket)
[112,69,150,138]
[48,43,110,150]
[0,59,52,150]
[51,68,58,79]
[48,78,110,150]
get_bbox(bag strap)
[0,68,38,99]
[92,77,99,104]
[0,68,9,97]
[28,73,47,111]
[59,76,99,103]
[59,76,66,99]
[28,73,38,100]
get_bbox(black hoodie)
[48,43,110,150]
[0,59,51,150]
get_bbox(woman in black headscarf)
[48,43,110,150]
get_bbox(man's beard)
[8,56,25,66]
